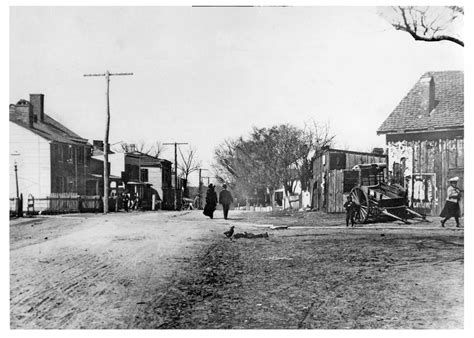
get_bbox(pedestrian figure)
[130,192,139,210]
[134,194,141,210]
[343,195,356,227]
[219,184,234,220]
[440,177,462,228]
[122,191,129,212]
[203,184,217,219]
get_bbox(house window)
[131,165,139,181]
[68,145,74,163]
[62,144,68,162]
[55,176,65,193]
[57,144,63,162]
[51,143,57,162]
[78,146,84,164]
[140,169,149,182]
[67,178,74,192]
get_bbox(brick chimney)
[29,94,45,123]
[419,76,435,115]
[93,140,104,150]
[14,99,34,127]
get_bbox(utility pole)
[14,162,19,199]
[163,142,188,210]
[198,168,208,209]
[84,70,133,214]
[11,152,20,198]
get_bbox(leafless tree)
[378,6,463,47]
[298,121,335,192]
[213,122,334,206]
[149,141,164,158]
[178,146,201,197]
[120,140,164,158]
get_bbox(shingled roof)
[377,71,463,135]
[9,100,90,146]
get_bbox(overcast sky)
[9,6,463,185]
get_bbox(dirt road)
[10,210,464,329]
[10,210,235,329]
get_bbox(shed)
[310,147,387,213]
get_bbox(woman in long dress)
[203,184,217,219]
[440,177,462,227]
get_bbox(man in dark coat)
[203,184,217,219]
[219,184,234,220]
[122,191,129,212]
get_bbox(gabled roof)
[377,71,463,135]
[110,150,172,167]
[9,108,90,146]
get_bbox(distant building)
[377,71,464,216]
[87,140,116,196]
[310,147,387,213]
[108,150,173,209]
[9,94,92,206]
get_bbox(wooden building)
[377,71,464,216]
[108,150,173,209]
[310,147,387,213]
[9,94,92,208]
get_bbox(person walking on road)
[219,184,234,220]
[343,195,356,227]
[122,191,129,212]
[203,184,217,219]
[440,177,462,228]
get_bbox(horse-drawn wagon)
[348,163,425,224]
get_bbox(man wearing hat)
[219,184,234,220]
[440,177,462,227]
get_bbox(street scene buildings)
[8,5,466,332]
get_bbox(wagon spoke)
[350,187,369,224]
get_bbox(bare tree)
[298,121,335,192]
[178,146,201,197]
[120,140,164,158]
[149,141,164,158]
[378,6,463,47]
[213,122,334,206]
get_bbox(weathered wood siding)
[9,122,51,204]
[310,149,387,212]
[326,169,345,213]
[388,137,463,216]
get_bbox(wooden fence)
[326,169,346,213]
[27,193,103,214]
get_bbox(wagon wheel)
[349,187,370,224]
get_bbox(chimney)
[371,147,384,155]
[419,76,435,115]
[29,94,45,123]
[14,99,34,127]
[93,140,104,151]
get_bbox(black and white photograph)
[5,1,470,334]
